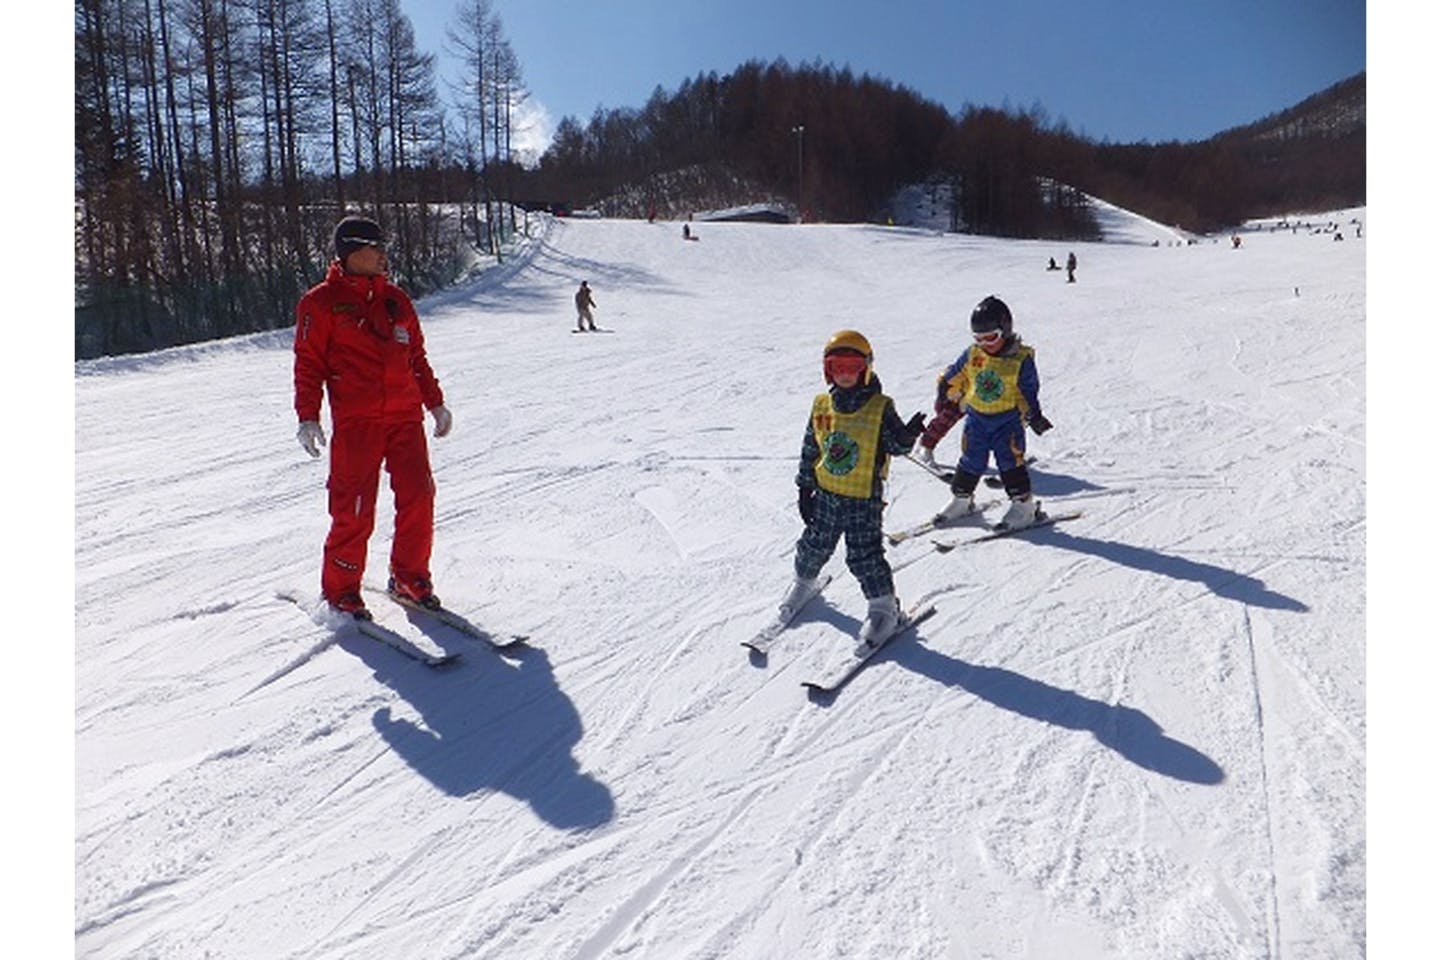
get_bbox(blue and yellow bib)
[943,344,1035,416]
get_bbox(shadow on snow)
[1040,527,1309,612]
[801,598,1224,785]
[342,632,615,832]
[978,469,1307,612]
[1027,468,1115,499]
[892,640,1226,785]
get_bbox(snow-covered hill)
[75,205,1366,958]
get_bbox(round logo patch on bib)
[975,368,1005,403]
[823,431,861,476]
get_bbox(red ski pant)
[321,419,435,602]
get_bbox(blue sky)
[403,0,1365,154]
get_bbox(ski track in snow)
[1242,606,1283,960]
[75,207,1366,959]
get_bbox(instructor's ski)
[352,617,461,667]
[278,591,460,668]
[374,588,529,648]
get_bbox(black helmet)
[970,295,1013,336]
[334,215,384,259]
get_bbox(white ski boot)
[855,594,901,655]
[933,493,977,524]
[997,495,1040,530]
[778,576,819,621]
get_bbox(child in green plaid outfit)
[782,329,925,652]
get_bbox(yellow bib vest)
[810,392,889,498]
[944,344,1036,416]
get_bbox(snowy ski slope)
[75,204,1365,959]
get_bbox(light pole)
[791,124,805,223]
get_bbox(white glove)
[916,445,936,466]
[297,421,326,458]
[431,404,453,438]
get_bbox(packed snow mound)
[886,179,1196,245]
[694,203,792,223]
[1083,192,1195,245]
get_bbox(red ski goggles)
[823,351,869,382]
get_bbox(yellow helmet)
[823,329,873,384]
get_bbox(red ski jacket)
[293,262,444,425]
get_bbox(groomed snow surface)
[76,205,1365,959]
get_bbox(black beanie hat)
[334,216,384,259]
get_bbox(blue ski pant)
[958,410,1027,476]
[794,489,894,598]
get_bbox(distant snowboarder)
[575,280,598,332]
[780,330,926,654]
[916,296,1052,531]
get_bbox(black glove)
[797,486,817,525]
[903,411,926,445]
[1029,413,1053,435]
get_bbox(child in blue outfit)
[915,296,1053,529]
[782,330,926,651]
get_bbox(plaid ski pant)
[794,489,894,598]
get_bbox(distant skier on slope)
[1066,251,1077,282]
[292,215,455,619]
[780,330,927,653]
[575,280,598,332]
[915,295,1053,531]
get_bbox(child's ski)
[885,500,999,545]
[743,574,834,655]
[932,510,1082,551]
[801,600,937,694]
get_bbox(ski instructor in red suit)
[293,215,454,619]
